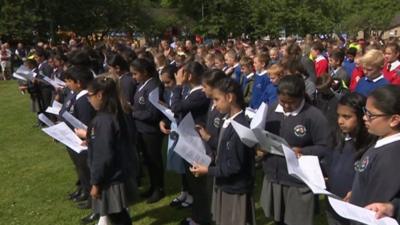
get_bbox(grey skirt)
[92,178,137,216]
[211,187,256,225]
[260,176,314,225]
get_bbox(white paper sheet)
[41,122,87,153]
[13,73,27,81]
[38,113,55,127]
[45,100,62,115]
[54,77,66,86]
[282,144,332,195]
[61,111,88,130]
[231,120,258,147]
[171,113,211,166]
[149,88,176,123]
[328,197,399,225]
[15,65,36,81]
[245,107,256,119]
[250,102,268,130]
[42,76,64,89]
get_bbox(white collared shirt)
[375,132,400,148]
[344,134,352,141]
[366,75,385,83]
[246,72,254,79]
[222,110,243,128]
[138,77,153,92]
[76,90,88,100]
[185,85,203,99]
[389,60,400,71]
[257,70,267,76]
[275,99,305,117]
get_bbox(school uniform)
[350,133,400,207]
[315,55,329,77]
[226,63,243,85]
[132,77,164,192]
[118,72,137,106]
[325,137,357,225]
[312,90,339,133]
[170,84,211,224]
[302,55,317,83]
[349,66,364,92]
[64,90,96,197]
[354,75,389,97]
[383,60,400,85]
[330,66,350,86]
[210,111,255,225]
[37,60,54,114]
[243,72,254,106]
[260,83,278,106]
[87,112,136,217]
[260,101,331,225]
[343,58,356,79]
[250,70,270,109]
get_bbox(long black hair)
[334,93,377,160]
[214,77,246,110]
[130,58,158,80]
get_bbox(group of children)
[16,36,400,225]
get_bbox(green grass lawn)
[0,80,328,225]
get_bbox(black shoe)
[68,189,81,200]
[146,189,165,204]
[73,192,89,202]
[140,188,154,198]
[76,199,91,209]
[80,213,99,225]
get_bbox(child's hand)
[159,121,170,134]
[90,185,101,199]
[365,202,394,219]
[292,147,302,158]
[175,68,186,85]
[75,128,87,139]
[80,140,87,146]
[190,163,208,177]
[343,191,352,202]
[195,125,211,142]
[256,148,266,158]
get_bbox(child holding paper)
[325,93,376,225]
[260,75,331,225]
[350,85,400,211]
[190,77,255,225]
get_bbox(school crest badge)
[354,156,369,172]
[139,96,145,105]
[294,125,307,137]
[213,117,221,128]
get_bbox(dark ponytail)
[214,78,246,109]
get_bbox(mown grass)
[0,80,328,225]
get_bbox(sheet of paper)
[42,76,64,89]
[38,113,55,127]
[54,77,66,86]
[52,100,62,109]
[250,102,268,130]
[45,107,61,115]
[15,65,35,81]
[41,122,87,153]
[282,144,333,195]
[245,107,256,119]
[252,129,287,156]
[149,88,176,123]
[13,73,27,81]
[61,111,88,130]
[231,120,258,147]
[171,113,211,167]
[328,197,399,225]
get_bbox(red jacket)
[382,60,400,85]
[314,55,328,77]
[350,66,364,92]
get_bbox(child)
[170,61,211,225]
[329,49,350,91]
[260,75,331,225]
[325,93,376,225]
[224,50,242,85]
[349,56,364,92]
[343,47,357,78]
[259,63,283,106]
[154,52,168,77]
[355,49,389,96]
[239,56,254,105]
[214,52,226,71]
[82,76,136,225]
[249,53,270,109]
[310,42,329,77]
[268,47,280,66]
[130,58,165,203]
[350,85,400,210]
[204,53,216,70]
[190,77,255,225]
[382,43,400,85]
[107,53,136,106]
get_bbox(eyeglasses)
[362,107,387,121]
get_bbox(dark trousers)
[67,148,91,194]
[136,132,164,190]
[185,164,212,224]
[108,209,132,225]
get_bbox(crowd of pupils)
[14,35,400,225]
